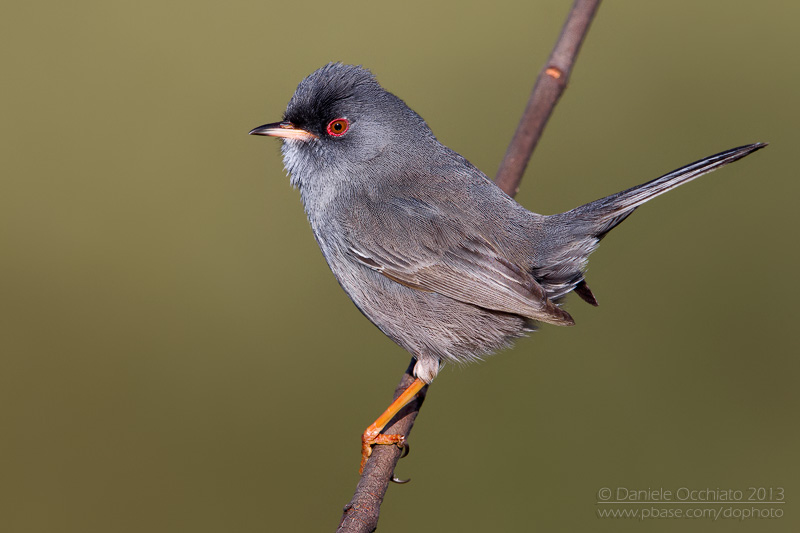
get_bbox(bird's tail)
[534,143,766,302]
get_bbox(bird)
[249,62,765,474]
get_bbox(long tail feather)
[569,143,767,231]
[536,142,767,301]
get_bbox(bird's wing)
[344,197,574,326]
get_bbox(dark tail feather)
[568,143,767,237]
[536,143,767,301]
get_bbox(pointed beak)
[248,121,317,141]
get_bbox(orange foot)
[360,426,406,474]
[358,378,426,474]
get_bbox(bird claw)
[388,441,411,483]
[360,434,412,482]
[360,431,407,474]
[399,441,410,459]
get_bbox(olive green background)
[2,1,798,531]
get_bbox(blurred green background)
[2,1,798,531]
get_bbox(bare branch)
[337,2,601,530]
[495,0,602,196]
[337,360,428,533]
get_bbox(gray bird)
[250,62,765,473]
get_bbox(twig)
[495,0,602,196]
[337,360,427,533]
[337,2,601,531]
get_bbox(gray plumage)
[252,63,765,384]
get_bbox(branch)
[337,360,427,533]
[495,0,602,196]
[337,2,601,531]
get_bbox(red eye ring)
[326,118,350,137]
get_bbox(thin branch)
[337,2,601,531]
[337,360,427,533]
[495,0,602,196]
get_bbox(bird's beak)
[248,121,317,141]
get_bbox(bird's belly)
[324,249,532,365]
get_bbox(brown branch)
[337,360,427,533]
[495,0,602,197]
[337,2,601,531]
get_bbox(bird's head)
[250,63,436,188]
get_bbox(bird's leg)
[360,377,426,474]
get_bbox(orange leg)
[360,378,426,474]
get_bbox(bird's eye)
[326,118,350,137]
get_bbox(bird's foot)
[360,426,407,474]
[357,377,426,480]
